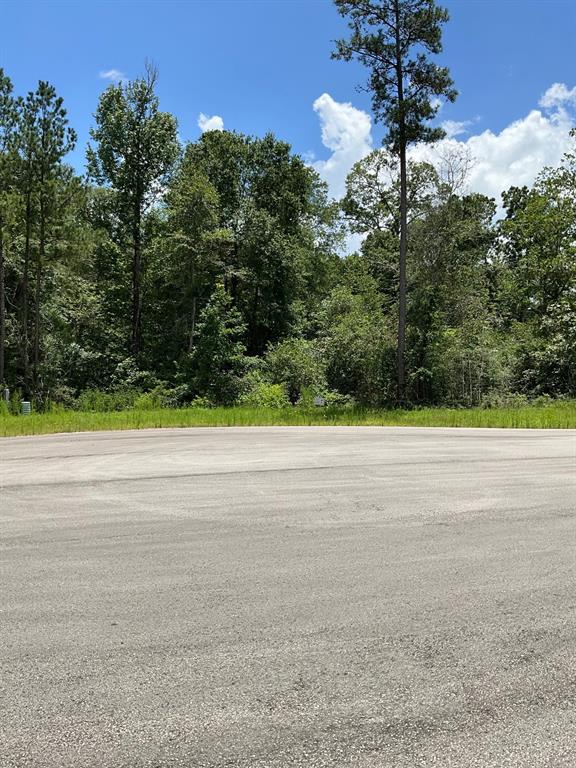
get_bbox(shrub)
[318,286,396,407]
[162,384,190,409]
[422,323,513,407]
[181,285,248,405]
[76,388,140,412]
[133,389,166,411]
[265,338,325,404]
[481,392,530,410]
[111,358,162,391]
[239,381,290,408]
[46,385,77,410]
[295,386,355,408]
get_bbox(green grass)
[1,402,575,437]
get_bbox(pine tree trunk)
[131,216,142,356]
[22,189,32,392]
[397,144,408,403]
[33,190,45,392]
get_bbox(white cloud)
[441,119,473,139]
[99,69,126,84]
[539,82,576,109]
[198,113,224,133]
[310,84,576,252]
[430,97,443,113]
[311,93,373,200]
[410,101,575,211]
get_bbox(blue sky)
[2,0,576,206]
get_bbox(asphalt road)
[1,426,575,767]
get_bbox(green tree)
[41,180,114,396]
[265,337,324,404]
[342,149,439,236]
[29,81,76,391]
[10,81,76,395]
[319,260,397,405]
[0,68,18,386]
[333,0,457,401]
[498,139,576,395]
[342,150,441,311]
[185,284,247,405]
[186,130,338,355]
[408,192,498,403]
[17,87,39,389]
[87,63,180,356]
[151,158,220,367]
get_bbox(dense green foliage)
[0,52,575,415]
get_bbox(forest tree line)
[0,16,575,411]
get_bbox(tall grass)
[1,402,575,437]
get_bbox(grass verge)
[1,402,575,437]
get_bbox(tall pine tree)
[333,0,456,401]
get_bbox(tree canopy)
[0,53,574,411]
